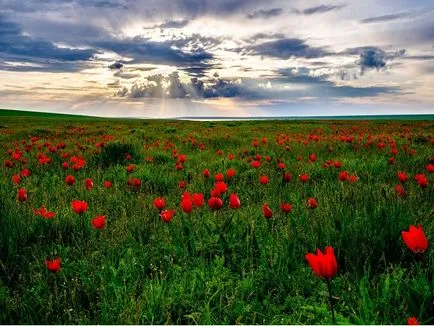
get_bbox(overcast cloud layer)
[0,0,433,117]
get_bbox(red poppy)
[45,258,61,272]
[407,317,419,325]
[192,193,204,207]
[34,206,56,219]
[104,180,112,189]
[65,175,75,185]
[305,246,338,279]
[397,171,408,183]
[92,215,106,229]
[161,209,176,223]
[262,203,273,219]
[154,197,165,210]
[208,197,223,210]
[299,174,309,183]
[307,197,318,209]
[17,188,27,202]
[229,194,241,209]
[280,202,292,214]
[71,200,88,215]
[401,225,428,253]
[203,169,210,178]
[85,178,94,190]
[259,176,269,185]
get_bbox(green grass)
[0,115,433,324]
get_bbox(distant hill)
[0,109,99,119]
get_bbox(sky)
[0,0,434,118]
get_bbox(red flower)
[34,206,56,219]
[414,174,428,189]
[280,202,292,214]
[299,174,309,183]
[92,215,106,229]
[217,149,223,156]
[161,209,176,223]
[175,164,183,171]
[407,317,419,325]
[208,197,223,210]
[305,246,338,279]
[338,171,348,181]
[401,225,428,253]
[154,197,165,210]
[181,194,193,213]
[21,168,32,177]
[71,200,88,215]
[348,175,358,183]
[65,175,75,185]
[12,175,20,185]
[259,176,269,185]
[45,258,61,272]
[397,171,408,183]
[62,161,69,169]
[214,181,228,193]
[17,188,27,202]
[395,184,406,197]
[192,193,204,207]
[203,169,210,178]
[426,163,434,173]
[262,203,273,219]
[307,197,318,209]
[229,193,241,209]
[133,178,141,189]
[85,178,94,190]
[214,173,224,182]
[104,180,112,189]
[179,154,187,163]
[226,168,236,179]
[250,160,261,168]
[127,164,135,173]
[283,172,292,182]
[5,159,14,168]
[179,180,185,189]
[228,153,235,161]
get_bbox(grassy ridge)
[0,116,433,324]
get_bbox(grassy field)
[0,113,433,324]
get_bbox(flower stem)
[326,279,336,325]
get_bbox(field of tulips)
[0,115,433,324]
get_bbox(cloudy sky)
[0,0,434,117]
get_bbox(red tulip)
[179,154,187,163]
[283,172,292,182]
[161,209,176,223]
[217,149,223,156]
[395,184,406,197]
[154,197,165,210]
[214,181,228,194]
[208,197,223,210]
[85,178,94,190]
[214,173,224,182]
[203,169,210,178]
[229,193,241,209]
[280,202,292,214]
[348,175,358,183]
[179,180,185,189]
[262,203,273,219]
[17,188,27,202]
[71,200,88,215]
[401,225,428,253]
[414,174,428,189]
[299,174,309,183]
[338,171,348,181]
[127,164,135,173]
[62,161,69,169]
[226,168,236,179]
[181,195,193,213]
[305,246,338,279]
[65,175,75,185]
[307,197,318,209]
[92,215,106,229]
[21,168,31,177]
[259,176,269,185]
[133,178,141,189]
[192,193,204,207]
[12,175,20,185]
[104,180,112,189]
[397,171,408,183]
[34,206,56,219]
[407,317,419,325]
[45,258,61,272]
[426,163,434,173]
[250,160,261,168]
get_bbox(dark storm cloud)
[292,5,345,15]
[247,8,284,19]
[359,12,412,24]
[234,38,330,59]
[244,32,286,43]
[108,61,123,69]
[0,14,96,70]
[401,55,434,60]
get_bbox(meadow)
[0,113,433,324]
